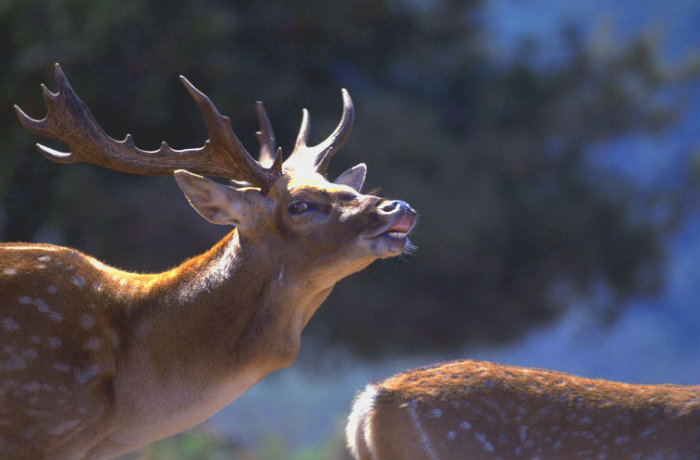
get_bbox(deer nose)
[379,200,414,215]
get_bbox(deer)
[346,359,700,460]
[0,63,416,459]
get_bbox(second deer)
[1,64,416,459]
[347,360,700,460]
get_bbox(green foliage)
[115,423,349,460]
[1,0,696,356]
[116,426,237,460]
[257,432,346,460]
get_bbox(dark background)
[1,0,698,457]
[2,0,697,356]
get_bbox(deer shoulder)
[1,64,416,459]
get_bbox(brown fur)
[1,170,415,459]
[5,70,415,458]
[347,360,700,460]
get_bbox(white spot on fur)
[18,296,32,305]
[460,421,471,430]
[47,285,58,294]
[520,424,528,442]
[136,321,150,337]
[75,365,99,384]
[49,311,63,322]
[34,298,50,312]
[81,315,96,329]
[85,337,103,351]
[25,408,52,417]
[21,349,38,360]
[47,419,80,436]
[475,432,495,452]
[614,435,630,445]
[2,318,20,331]
[3,268,17,275]
[106,327,121,347]
[23,381,41,392]
[52,362,71,372]
[73,275,85,287]
[1,346,26,370]
[429,408,442,418]
[447,430,457,440]
[23,427,37,440]
[38,255,52,261]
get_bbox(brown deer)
[346,359,700,460]
[1,64,416,459]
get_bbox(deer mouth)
[367,213,416,240]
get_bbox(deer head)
[14,64,415,287]
[3,64,415,459]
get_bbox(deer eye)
[337,192,358,202]
[288,201,309,215]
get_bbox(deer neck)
[123,229,333,385]
[107,229,335,445]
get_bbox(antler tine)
[255,101,277,167]
[293,108,311,154]
[15,64,111,164]
[177,76,282,185]
[286,89,354,175]
[14,63,282,189]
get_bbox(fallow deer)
[0,63,416,459]
[346,359,700,460]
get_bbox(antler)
[254,101,281,168]
[284,89,354,175]
[14,63,282,188]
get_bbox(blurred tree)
[0,0,696,355]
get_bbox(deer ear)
[334,163,366,192]
[174,169,252,226]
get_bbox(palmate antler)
[15,63,354,189]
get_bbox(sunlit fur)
[346,360,700,460]
[0,166,415,458]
